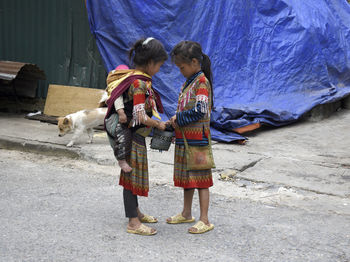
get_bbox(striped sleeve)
[176,102,206,127]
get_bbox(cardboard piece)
[44,85,105,117]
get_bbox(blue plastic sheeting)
[86,0,350,142]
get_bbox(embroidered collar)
[182,71,203,92]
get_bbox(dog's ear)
[63,117,69,125]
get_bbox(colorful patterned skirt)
[119,133,149,197]
[174,145,213,189]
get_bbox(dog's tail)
[98,91,109,107]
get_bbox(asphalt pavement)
[1,108,350,261]
[0,109,349,213]
[1,149,349,262]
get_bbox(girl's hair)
[129,38,168,67]
[171,41,214,106]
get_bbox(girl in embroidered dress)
[166,41,214,234]
[105,37,167,235]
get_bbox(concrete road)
[1,109,350,218]
[0,149,349,262]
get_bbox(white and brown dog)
[57,107,107,147]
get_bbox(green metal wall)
[0,0,106,97]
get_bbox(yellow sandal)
[166,213,195,224]
[140,214,158,223]
[127,224,157,236]
[188,221,214,234]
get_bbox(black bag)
[150,125,174,151]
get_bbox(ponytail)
[201,53,214,107]
[128,39,143,64]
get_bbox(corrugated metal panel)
[0,60,46,98]
[0,0,106,98]
[0,61,45,81]
[0,61,26,81]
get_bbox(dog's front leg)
[87,128,93,144]
[67,128,84,147]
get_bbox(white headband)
[142,37,155,46]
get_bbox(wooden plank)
[25,113,104,130]
[44,85,105,117]
[233,123,261,134]
[25,113,58,124]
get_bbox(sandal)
[188,221,214,234]
[140,214,158,223]
[166,213,195,224]
[126,224,157,236]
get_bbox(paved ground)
[0,110,349,215]
[0,109,350,261]
[0,149,349,262]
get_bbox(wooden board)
[233,123,261,134]
[44,85,105,116]
[25,113,104,130]
[25,113,58,124]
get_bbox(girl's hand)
[169,115,177,129]
[156,121,166,131]
[117,109,127,123]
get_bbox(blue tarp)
[86,0,350,142]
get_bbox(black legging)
[123,188,138,218]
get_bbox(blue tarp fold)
[86,0,350,142]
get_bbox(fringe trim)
[132,104,147,126]
[150,97,160,120]
[146,82,161,120]
[178,85,195,112]
[195,95,209,115]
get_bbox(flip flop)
[140,214,158,223]
[166,213,195,224]
[126,224,157,236]
[188,221,214,234]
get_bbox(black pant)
[123,189,138,218]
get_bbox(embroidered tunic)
[118,78,159,197]
[173,71,213,189]
[175,72,212,145]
